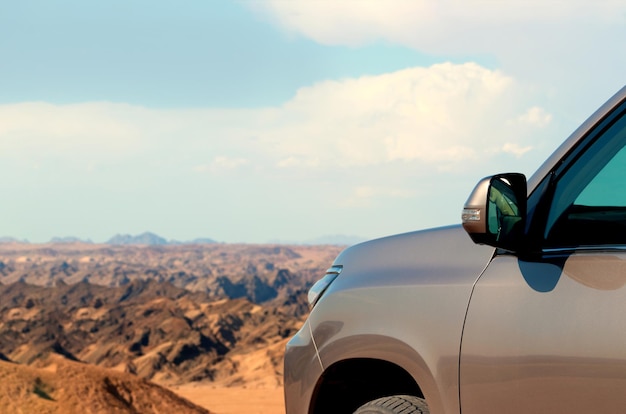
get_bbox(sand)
[172,385,285,414]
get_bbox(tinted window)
[576,146,626,206]
[545,108,626,247]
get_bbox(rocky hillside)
[0,242,343,305]
[0,242,344,389]
[0,278,305,386]
[0,356,211,413]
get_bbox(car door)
[460,101,626,413]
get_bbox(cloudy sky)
[1,0,624,244]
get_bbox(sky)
[1,0,625,244]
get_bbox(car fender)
[309,225,494,414]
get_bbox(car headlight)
[308,265,342,308]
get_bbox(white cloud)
[502,143,533,158]
[195,156,250,173]
[0,102,256,170]
[340,185,415,207]
[0,102,145,158]
[354,186,414,199]
[1,61,584,243]
[252,0,626,109]
[0,63,552,175]
[256,62,549,169]
[276,156,320,168]
[254,0,623,50]
[515,107,553,128]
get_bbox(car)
[283,84,626,414]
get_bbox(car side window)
[576,146,626,206]
[545,108,626,247]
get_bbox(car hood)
[331,225,495,288]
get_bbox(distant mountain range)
[0,237,29,243]
[106,232,217,245]
[0,232,365,246]
[50,236,94,244]
[0,232,216,246]
[107,232,170,245]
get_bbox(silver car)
[284,85,626,414]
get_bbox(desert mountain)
[105,232,216,245]
[107,232,170,245]
[0,356,211,413]
[0,242,343,391]
[0,236,29,243]
[0,242,342,305]
[49,236,94,244]
[0,278,306,386]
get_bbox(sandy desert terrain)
[172,385,285,414]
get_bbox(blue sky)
[2,0,444,107]
[1,0,625,243]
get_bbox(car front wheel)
[353,395,429,414]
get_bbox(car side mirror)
[462,173,527,252]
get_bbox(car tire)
[353,395,430,414]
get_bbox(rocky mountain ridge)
[0,242,344,389]
[0,242,342,305]
[0,278,302,386]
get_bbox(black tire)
[353,395,429,414]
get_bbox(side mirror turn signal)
[462,173,527,252]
